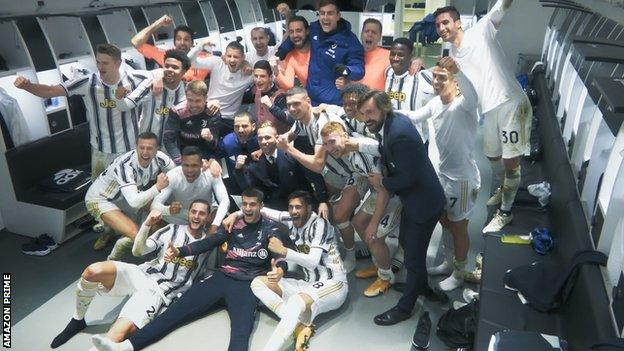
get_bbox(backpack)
[436,300,479,349]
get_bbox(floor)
[3,130,493,351]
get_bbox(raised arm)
[280,139,326,174]
[132,211,166,256]
[486,0,513,29]
[131,15,172,49]
[14,76,66,98]
[397,104,433,124]
[177,228,228,256]
[210,175,231,228]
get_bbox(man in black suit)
[234,121,330,217]
[357,91,447,326]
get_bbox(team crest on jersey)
[155,106,170,115]
[387,90,406,102]
[297,244,310,254]
[201,120,208,128]
[258,249,268,259]
[100,99,117,109]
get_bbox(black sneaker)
[38,234,58,251]
[412,312,431,349]
[21,239,50,256]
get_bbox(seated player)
[84,132,175,260]
[224,191,347,351]
[151,146,229,229]
[163,80,222,164]
[50,201,212,348]
[92,188,294,351]
[235,122,329,214]
[241,60,292,134]
[402,57,481,291]
[320,122,402,297]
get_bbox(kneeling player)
[225,191,347,351]
[50,201,212,348]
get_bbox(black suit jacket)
[234,149,328,210]
[380,112,445,222]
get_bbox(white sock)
[251,277,285,318]
[73,278,99,320]
[262,295,306,351]
[439,259,467,292]
[490,159,505,192]
[343,247,356,273]
[428,230,454,275]
[107,237,134,261]
[92,335,133,351]
[377,267,395,284]
[501,166,521,212]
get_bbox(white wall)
[492,0,553,73]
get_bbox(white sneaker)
[482,210,513,233]
[427,260,452,276]
[463,288,479,303]
[486,188,502,206]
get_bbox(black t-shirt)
[178,218,292,281]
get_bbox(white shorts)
[483,96,532,159]
[322,168,348,192]
[85,198,135,222]
[91,149,123,180]
[439,175,480,222]
[359,191,402,238]
[278,278,348,325]
[105,262,165,328]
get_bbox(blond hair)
[186,80,208,96]
[320,121,346,138]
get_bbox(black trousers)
[129,271,258,351]
[396,209,441,313]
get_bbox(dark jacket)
[380,112,445,222]
[234,149,328,210]
[219,132,260,195]
[277,18,364,105]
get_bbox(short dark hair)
[96,43,122,62]
[433,6,460,21]
[288,15,309,30]
[340,83,370,99]
[253,60,272,75]
[181,146,202,157]
[285,86,308,98]
[391,37,414,54]
[242,187,265,203]
[173,25,194,40]
[288,190,313,207]
[362,18,382,33]
[189,198,210,211]
[137,131,158,143]
[357,90,393,116]
[226,41,245,55]
[318,0,340,11]
[164,49,191,71]
[234,111,254,124]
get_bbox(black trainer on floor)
[412,311,431,349]
[50,317,86,348]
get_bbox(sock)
[490,159,505,192]
[251,278,285,318]
[377,267,395,284]
[92,335,134,351]
[500,166,521,212]
[50,317,87,348]
[343,247,356,272]
[428,230,454,275]
[262,295,306,351]
[439,258,467,292]
[107,237,134,261]
[74,277,98,320]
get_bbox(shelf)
[45,105,66,114]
